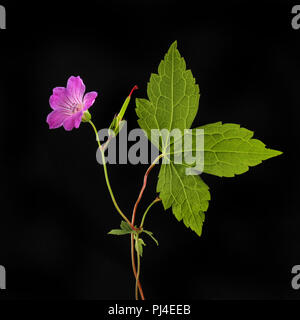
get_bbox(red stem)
[131,234,145,300]
[131,160,157,226]
[130,155,163,300]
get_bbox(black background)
[0,0,297,300]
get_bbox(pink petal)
[53,87,66,96]
[83,91,98,110]
[66,76,86,104]
[63,111,83,131]
[49,87,76,113]
[49,87,65,110]
[47,110,69,129]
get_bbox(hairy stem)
[140,197,161,229]
[88,120,135,230]
[131,154,164,226]
[130,154,164,300]
[135,236,141,300]
[134,197,160,300]
[131,234,145,300]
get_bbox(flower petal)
[66,76,86,104]
[83,91,98,110]
[49,87,76,113]
[63,111,83,131]
[46,110,69,129]
[53,87,66,96]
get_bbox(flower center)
[72,103,83,113]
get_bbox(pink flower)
[47,76,98,131]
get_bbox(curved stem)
[131,234,145,300]
[134,197,161,300]
[140,197,161,229]
[130,154,164,300]
[135,237,141,300]
[89,120,162,300]
[131,154,164,226]
[88,120,135,230]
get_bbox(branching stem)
[89,120,163,300]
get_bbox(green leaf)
[120,220,132,232]
[143,230,159,246]
[136,40,200,152]
[108,221,133,236]
[108,229,131,236]
[135,238,146,257]
[199,122,282,177]
[171,122,282,177]
[135,41,282,237]
[157,163,210,236]
[136,41,209,236]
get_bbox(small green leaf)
[108,229,131,236]
[120,220,132,232]
[143,230,159,246]
[135,238,146,257]
[108,220,133,236]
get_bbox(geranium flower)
[47,76,98,131]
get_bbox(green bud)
[82,110,92,122]
[108,85,138,137]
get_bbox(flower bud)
[108,85,138,136]
[82,110,92,122]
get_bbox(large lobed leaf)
[136,41,282,236]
